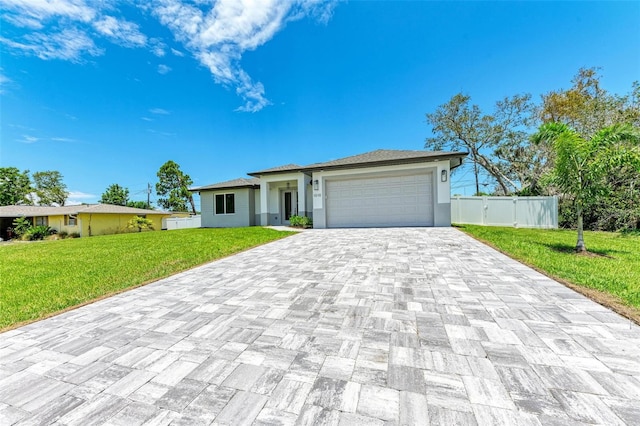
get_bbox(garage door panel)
[326,172,434,227]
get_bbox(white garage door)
[326,172,434,227]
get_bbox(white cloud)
[0,28,103,62]
[141,116,154,121]
[149,108,170,115]
[51,137,76,142]
[67,190,96,205]
[157,64,172,74]
[0,72,10,94]
[0,0,152,60]
[93,15,147,47]
[2,13,44,29]
[151,0,338,112]
[0,0,339,111]
[19,134,40,143]
[0,0,96,23]
[150,38,166,56]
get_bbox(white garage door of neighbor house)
[326,172,434,227]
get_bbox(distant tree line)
[0,169,69,206]
[426,67,640,248]
[1,160,197,215]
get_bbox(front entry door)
[282,191,297,224]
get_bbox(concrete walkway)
[1,228,639,425]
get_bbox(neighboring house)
[0,204,173,239]
[191,149,467,229]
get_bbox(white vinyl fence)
[451,196,558,229]
[163,215,201,230]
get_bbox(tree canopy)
[156,160,197,214]
[426,67,640,235]
[32,171,68,206]
[0,167,33,206]
[425,93,545,195]
[100,184,129,206]
[532,122,640,251]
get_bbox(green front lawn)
[0,227,294,330]
[458,225,640,312]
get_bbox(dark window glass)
[225,194,235,214]
[215,194,225,214]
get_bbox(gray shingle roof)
[208,149,468,184]
[247,163,303,176]
[304,149,468,170]
[0,204,171,218]
[191,177,260,191]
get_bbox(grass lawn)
[0,227,294,330]
[457,225,640,317]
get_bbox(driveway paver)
[1,227,639,425]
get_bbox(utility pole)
[147,183,151,209]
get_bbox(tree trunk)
[473,160,480,195]
[575,203,587,252]
[188,195,197,215]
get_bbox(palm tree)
[532,122,640,252]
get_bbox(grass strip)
[457,225,640,320]
[0,227,294,330]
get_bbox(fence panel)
[163,215,201,230]
[451,196,558,228]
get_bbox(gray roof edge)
[191,177,261,191]
[302,151,469,172]
[247,167,307,177]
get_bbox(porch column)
[260,179,269,226]
[297,174,307,217]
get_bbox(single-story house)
[190,149,467,229]
[0,204,173,239]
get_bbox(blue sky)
[1,1,638,205]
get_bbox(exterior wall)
[312,161,452,228]
[199,188,253,228]
[47,214,82,235]
[78,213,168,236]
[451,196,558,228]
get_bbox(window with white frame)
[65,215,77,226]
[35,216,48,226]
[215,193,235,214]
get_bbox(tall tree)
[532,122,640,252]
[0,167,33,206]
[32,170,68,206]
[541,67,640,138]
[156,160,196,213]
[100,184,129,206]
[425,93,544,195]
[127,200,152,209]
[540,68,640,231]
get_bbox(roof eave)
[247,169,308,177]
[195,184,261,191]
[304,152,469,172]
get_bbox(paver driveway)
[1,228,639,425]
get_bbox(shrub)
[127,216,154,232]
[12,217,31,238]
[289,215,313,228]
[68,232,81,238]
[58,230,69,239]
[23,225,55,241]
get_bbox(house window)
[65,215,77,226]
[215,193,235,214]
[35,216,48,226]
